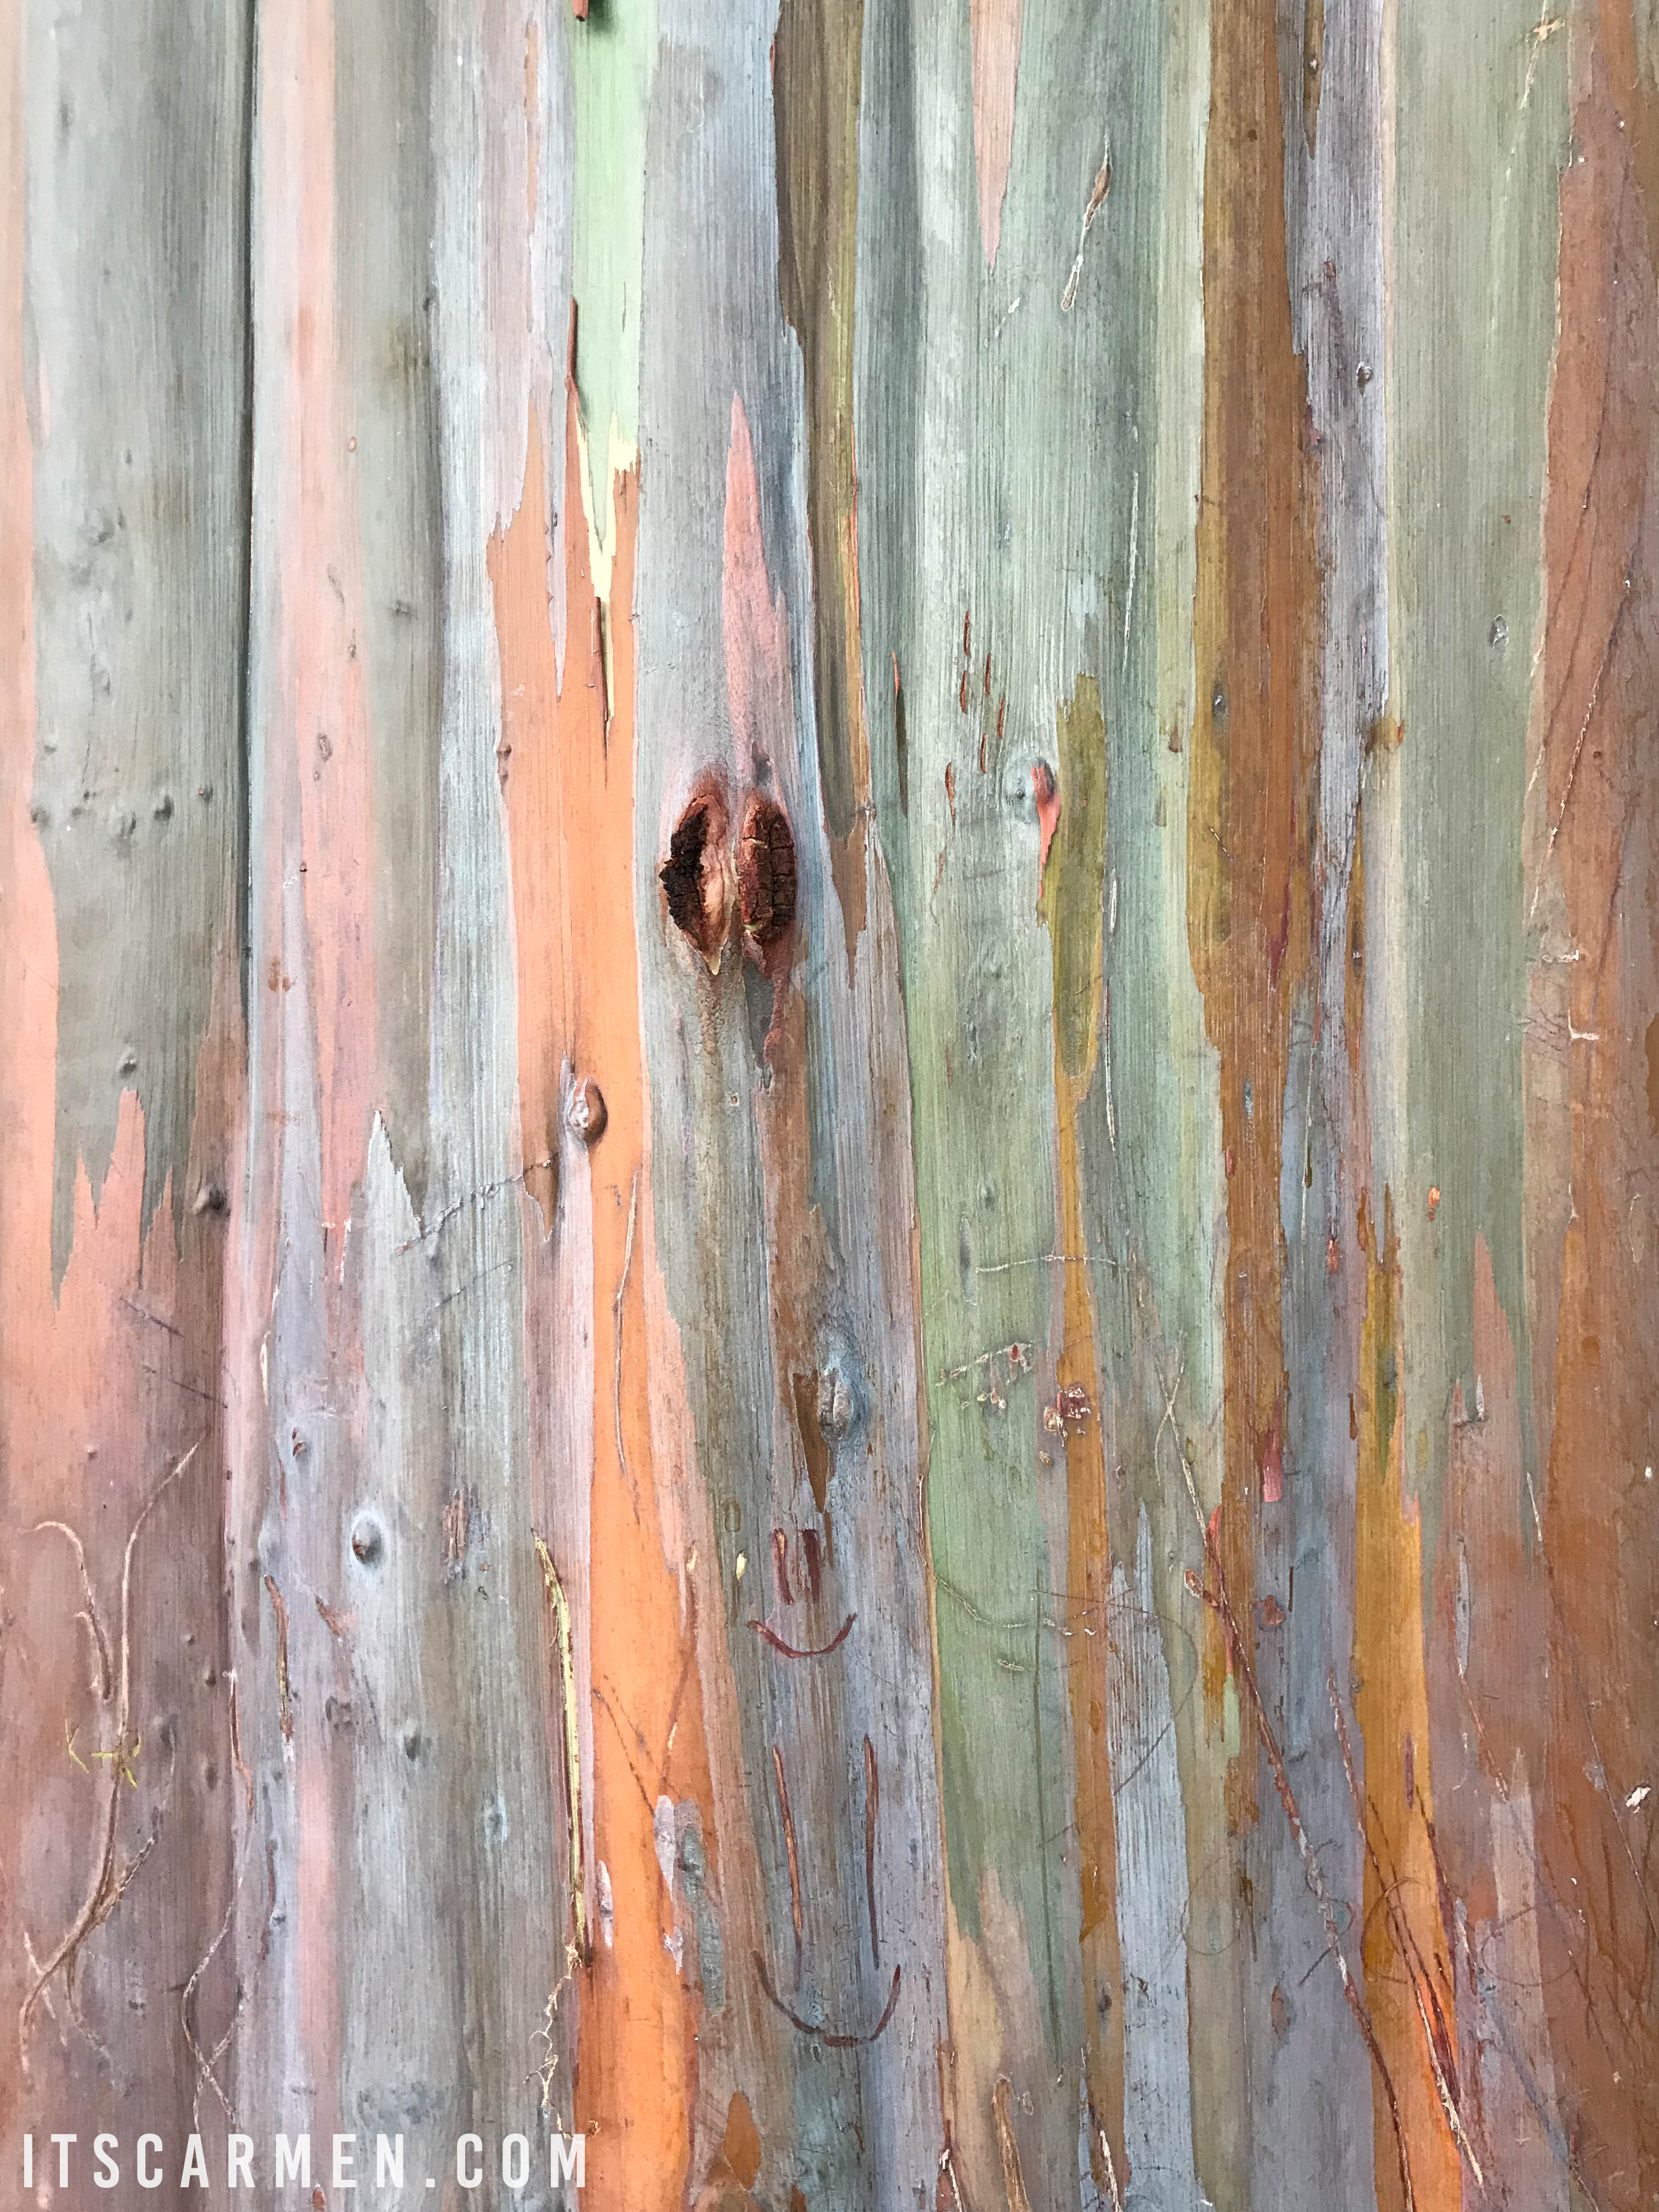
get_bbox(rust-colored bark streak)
[1051,1062,1126,2183]
[1329,1678,1482,2191]
[1186,0,1318,1828]
[791,1370,832,1516]
[1530,23,1659,2205]
[1033,673,1122,2188]
[1351,1195,1462,2211]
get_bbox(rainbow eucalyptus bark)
[1,3,1655,2210]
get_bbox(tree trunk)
[3,2,1656,2208]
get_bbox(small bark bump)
[567,1076,607,1145]
[350,1514,385,1567]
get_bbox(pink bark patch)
[970,0,1025,268]
[1032,760,1061,892]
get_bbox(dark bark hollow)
[659,788,732,966]
[736,791,797,959]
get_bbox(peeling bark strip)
[534,1534,589,1965]
[991,2075,1033,2212]
[2,3,1655,2209]
[261,1574,293,1746]
[1189,0,1318,1834]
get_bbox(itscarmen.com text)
[18,2130,586,2193]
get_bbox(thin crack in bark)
[181,1792,261,2130]
[1060,138,1112,313]
[19,1928,104,2063]
[29,1519,112,1699]
[392,1157,557,1254]
[1527,575,1632,924]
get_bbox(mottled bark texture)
[2,1,1656,2208]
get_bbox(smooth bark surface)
[2,2,1656,2208]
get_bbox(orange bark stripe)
[490,392,712,2207]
